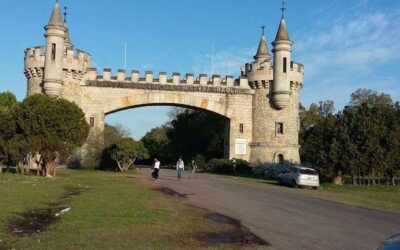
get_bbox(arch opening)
[105,104,231,166]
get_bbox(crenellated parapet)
[85,68,250,91]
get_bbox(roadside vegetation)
[300,89,400,186]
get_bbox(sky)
[0,0,399,139]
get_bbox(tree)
[141,126,170,164]
[0,92,18,172]
[167,109,226,162]
[349,88,392,107]
[86,123,132,169]
[105,137,148,172]
[13,94,89,176]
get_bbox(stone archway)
[79,85,253,161]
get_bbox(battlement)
[24,45,92,81]
[242,60,304,75]
[85,68,250,88]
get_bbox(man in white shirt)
[152,158,160,181]
[176,157,184,181]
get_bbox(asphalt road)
[140,168,400,250]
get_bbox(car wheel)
[291,180,298,188]
[312,186,318,190]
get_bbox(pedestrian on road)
[190,159,197,179]
[176,157,184,181]
[152,158,160,181]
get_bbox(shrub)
[207,158,233,173]
[234,158,252,174]
[193,154,207,172]
[253,161,295,179]
[206,158,251,175]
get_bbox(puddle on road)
[196,213,269,246]
[7,187,88,237]
[156,187,187,198]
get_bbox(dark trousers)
[152,168,159,179]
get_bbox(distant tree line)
[300,89,400,185]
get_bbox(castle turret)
[254,27,271,62]
[271,16,293,109]
[43,1,67,98]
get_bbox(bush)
[207,158,233,173]
[206,158,251,175]
[67,151,83,169]
[234,158,252,174]
[193,154,207,172]
[253,161,295,180]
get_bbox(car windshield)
[299,169,318,175]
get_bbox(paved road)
[140,168,400,250]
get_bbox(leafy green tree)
[13,94,89,176]
[167,109,226,162]
[83,123,131,168]
[105,137,149,172]
[141,126,170,164]
[0,92,17,172]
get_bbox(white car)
[277,166,319,189]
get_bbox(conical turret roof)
[48,1,64,26]
[64,24,74,49]
[274,18,290,42]
[254,30,270,60]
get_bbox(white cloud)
[295,11,400,109]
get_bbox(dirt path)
[139,168,400,250]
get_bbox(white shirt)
[176,160,184,170]
[154,161,160,169]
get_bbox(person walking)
[190,159,197,179]
[152,158,160,181]
[176,157,184,181]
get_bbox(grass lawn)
[0,169,265,250]
[217,173,400,214]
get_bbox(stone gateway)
[24,1,304,164]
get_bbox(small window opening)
[239,123,244,133]
[278,154,284,163]
[276,122,283,134]
[90,117,95,127]
[283,57,287,73]
[290,61,294,69]
[51,43,56,61]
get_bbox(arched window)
[278,154,284,163]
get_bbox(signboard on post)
[235,139,247,155]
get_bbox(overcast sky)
[1,0,399,139]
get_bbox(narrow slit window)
[51,43,56,61]
[290,61,294,69]
[239,123,244,133]
[90,117,95,127]
[283,57,287,73]
[276,122,283,134]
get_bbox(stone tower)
[24,1,91,102]
[43,1,66,98]
[243,14,303,163]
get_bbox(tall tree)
[141,126,170,164]
[167,109,226,162]
[13,94,89,176]
[0,92,18,172]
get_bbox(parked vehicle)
[377,234,400,250]
[277,166,319,189]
